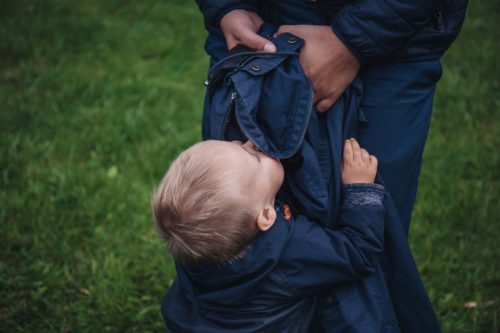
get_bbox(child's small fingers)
[370,155,378,168]
[350,138,361,150]
[343,139,353,161]
[361,148,370,161]
[351,139,362,160]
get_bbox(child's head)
[152,140,284,266]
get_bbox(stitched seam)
[337,11,385,56]
[379,0,418,31]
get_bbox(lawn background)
[1,0,498,332]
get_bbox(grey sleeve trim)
[342,183,385,208]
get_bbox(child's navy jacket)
[162,32,441,332]
[163,186,385,332]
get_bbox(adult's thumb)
[262,42,276,52]
[243,32,276,52]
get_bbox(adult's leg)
[358,60,442,235]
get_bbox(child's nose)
[242,140,256,150]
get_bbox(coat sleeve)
[195,0,259,36]
[332,0,437,63]
[278,183,385,296]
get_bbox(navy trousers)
[357,60,442,234]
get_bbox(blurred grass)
[0,0,498,332]
[1,1,205,331]
[410,1,500,332]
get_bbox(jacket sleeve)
[278,183,385,296]
[195,0,259,36]
[332,0,437,63]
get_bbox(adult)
[195,0,467,235]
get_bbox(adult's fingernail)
[263,43,276,52]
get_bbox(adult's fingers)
[238,30,276,52]
[275,25,294,37]
[315,98,335,113]
[220,9,275,52]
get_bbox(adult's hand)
[276,25,360,112]
[220,9,276,52]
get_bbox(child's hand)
[341,138,378,184]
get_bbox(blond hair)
[152,141,257,266]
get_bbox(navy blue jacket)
[160,32,441,332]
[195,0,467,64]
[184,32,439,332]
[163,186,386,332]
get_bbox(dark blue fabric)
[162,32,441,332]
[163,188,386,333]
[199,20,443,235]
[358,60,442,234]
[195,0,467,63]
[204,32,313,159]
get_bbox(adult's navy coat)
[195,0,468,234]
[195,0,467,64]
[161,33,441,332]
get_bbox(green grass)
[410,1,500,332]
[1,0,498,331]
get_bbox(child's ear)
[256,204,277,231]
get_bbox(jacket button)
[251,65,261,72]
[326,295,335,304]
[287,37,297,44]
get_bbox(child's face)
[219,140,284,208]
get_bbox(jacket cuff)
[342,183,385,208]
[331,18,366,65]
[331,11,383,65]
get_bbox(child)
[152,138,385,332]
[154,29,440,332]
